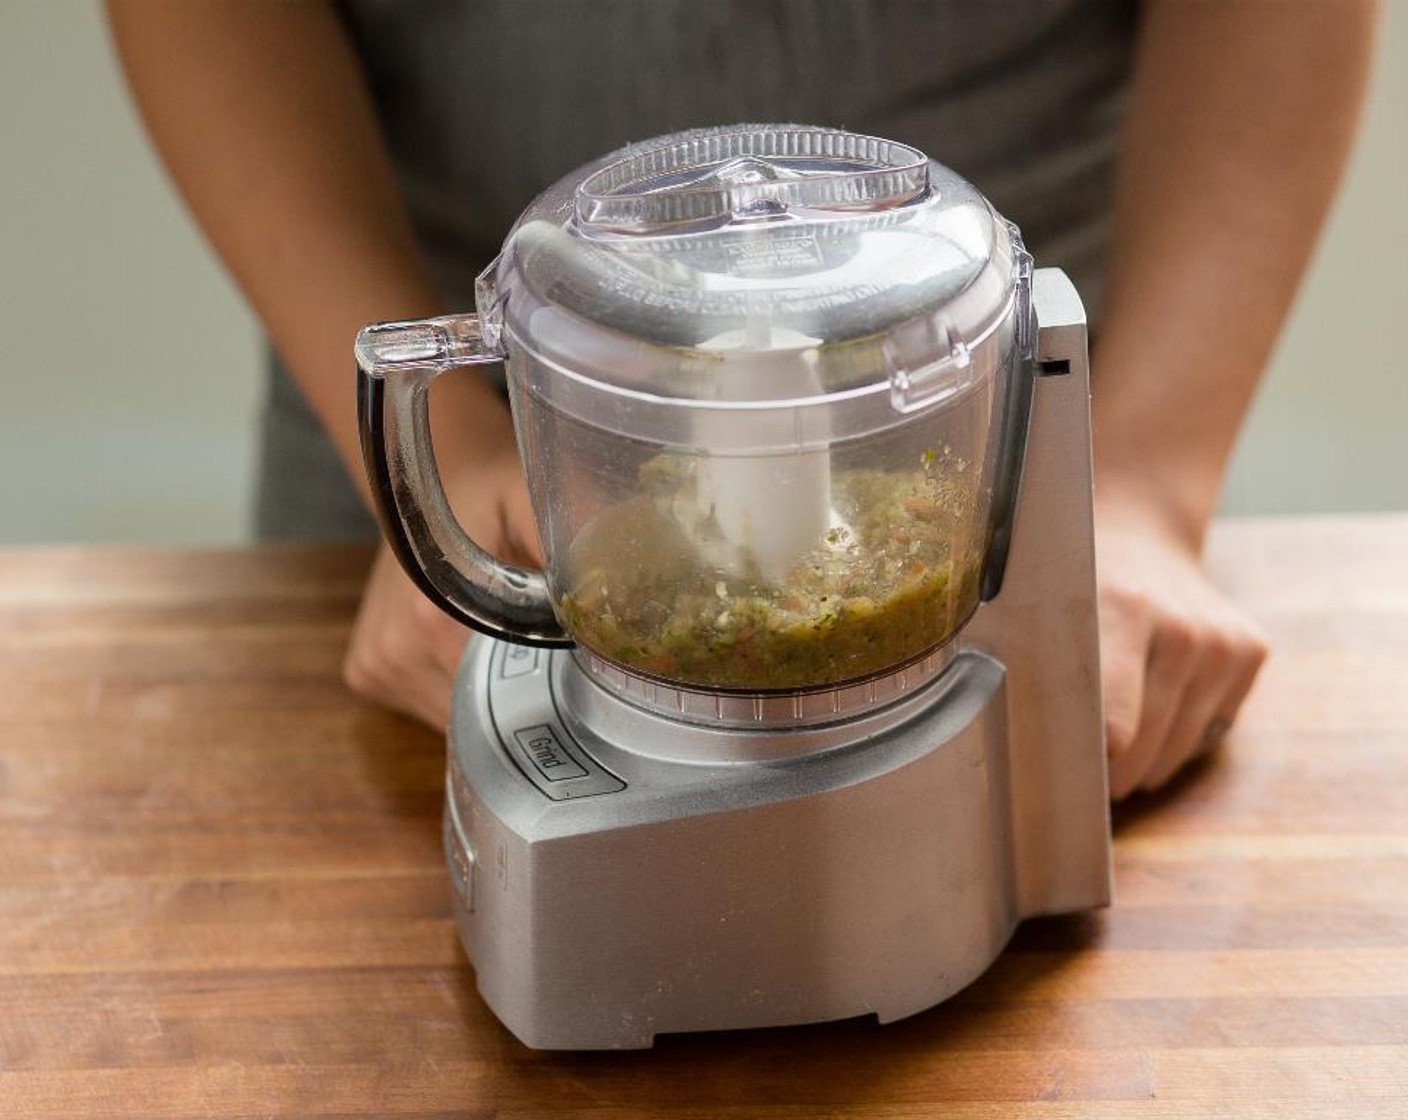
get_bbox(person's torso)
[338,0,1139,318]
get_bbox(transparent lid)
[486,124,1025,421]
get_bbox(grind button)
[513,724,588,782]
[498,720,626,800]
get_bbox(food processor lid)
[573,127,931,231]
[492,124,1023,405]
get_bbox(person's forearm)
[106,0,510,501]
[1093,0,1377,546]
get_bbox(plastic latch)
[1005,221,1035,362]
[887,336,973,414]
[474,256,504,351]
[354,313,505,378]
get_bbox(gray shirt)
[258,0,1138,540]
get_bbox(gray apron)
[257,0,1138,540]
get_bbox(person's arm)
[107,0,535,728]
[1092,0,1377,798]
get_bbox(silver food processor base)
[443,269,1111,1050]
[447,642,1028,1050]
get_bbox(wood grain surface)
[1,517,1406,1119]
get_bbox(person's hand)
[1095,488,1269,800]
[342,439,540,730]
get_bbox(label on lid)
[723,233,825,277]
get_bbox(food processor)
[356,125,1110,1050]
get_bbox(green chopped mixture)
[559,451,986,690]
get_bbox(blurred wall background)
[1,2,1403,546]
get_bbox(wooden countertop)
[2,515,1406,1119]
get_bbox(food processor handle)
[355,314,572,648]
